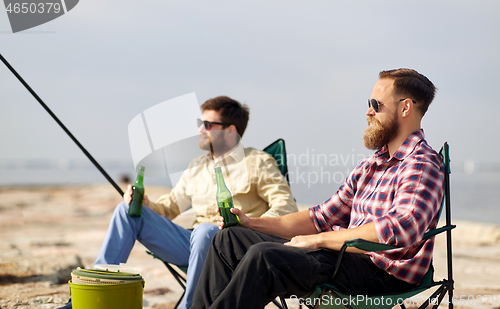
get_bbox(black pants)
[190,226,415,309]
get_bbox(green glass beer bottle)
[128,166,145,217]
[215,167,238,227]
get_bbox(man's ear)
[228,124,238,133]
[401,98,413,118]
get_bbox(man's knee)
[191,223,218,248]
[192,223,218,235]
[246,242,281,260]
[238,242,288,274]
[113,201,130,217]
[212,225,251,245]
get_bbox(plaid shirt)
[310,129,444,284]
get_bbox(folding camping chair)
[278,142,455,309]
[147,138,291,309]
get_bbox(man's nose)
[198,123,206,133]
[366,106,376,116]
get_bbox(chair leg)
[280,297,289,309]
[273,296,303,309]
[164,262,187,289]
[164,263,187,309]
[272,298,285,309]
[418,285,445,309]
[173,291,185,309]
[447,283,454,309]
[146,251,187,308]
[432,287,448,309]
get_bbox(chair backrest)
[263,138,290,186]
[422,142,452,239]
[439,142,455,298]
[438,142,451,222]
[414,142,452,288]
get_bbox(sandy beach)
[1,184,499,309]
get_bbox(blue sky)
[1,0,499,172]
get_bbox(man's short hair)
[201,96,250,137]
[379,68,437,116]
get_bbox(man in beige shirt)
[58,96,297,309]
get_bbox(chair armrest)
[345,224,456,252]
[146,250,160,260]
[330,239,397,281]
[344,238,398,252]
[331,225,455,281]
[422,225,456,240]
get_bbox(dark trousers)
[190,226,415,309]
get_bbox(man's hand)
[123,184,149,206]
[283,223,379,252]
[284,234,320,250]
[215,207,250,230]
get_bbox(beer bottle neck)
[215,167,227,190]
[135,166,145,185]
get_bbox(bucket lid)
[72,268,143,281]
[95,264,141,275]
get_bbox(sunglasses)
[197,119,233,131]
[368,98,416,113]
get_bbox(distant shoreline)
[1,183,499,228]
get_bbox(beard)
[199,134,211,151]
[363,110,399,151]
[199,130,231,156]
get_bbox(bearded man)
[58,96,297,309]
[190,68,445,309]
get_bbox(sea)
[1,159,499,225]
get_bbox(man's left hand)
[284,235,319,250]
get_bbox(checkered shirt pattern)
[309,129,444,284]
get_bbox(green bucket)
[69,268,144,309]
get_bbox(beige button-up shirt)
[147,143,297,227]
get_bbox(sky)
[1,1,500,197]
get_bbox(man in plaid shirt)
[191,68,444,309]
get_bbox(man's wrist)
[245,217,256,229]
[314,233,326,249]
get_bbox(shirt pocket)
[231,181,251,195]
[185,183,213,208]
[185,182,210,195]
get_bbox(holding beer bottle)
[215,167,238,227]
[128,166,145,217]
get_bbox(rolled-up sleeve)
[309,168,357,232]
[147,166,192,220]
[257,156,298,217]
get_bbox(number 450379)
[5,3,62,14]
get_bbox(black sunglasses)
[368,98,416,113]
[197,119,234,131]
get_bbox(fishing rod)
[0,53,124,196]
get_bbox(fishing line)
[0,53,124,196]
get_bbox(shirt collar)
[207,141,246,166]
[375,129,425,162]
